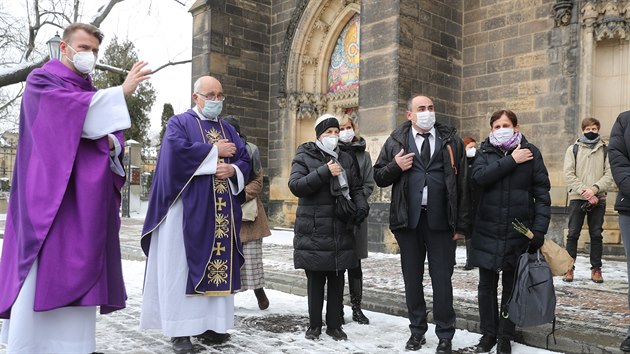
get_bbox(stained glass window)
[327,13,360,93]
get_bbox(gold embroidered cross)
[213,242,226,256]
[216,197,226,211]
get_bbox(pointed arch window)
[327,13,360,93]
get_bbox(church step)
[583,242,626,257]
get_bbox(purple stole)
[196,119,241,294]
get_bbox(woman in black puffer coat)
[470,109,551,354]
[289,114,368,342]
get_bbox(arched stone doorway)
[272,0,360,224]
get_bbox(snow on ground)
[0,238,559,353]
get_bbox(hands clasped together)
[215,139,236,180]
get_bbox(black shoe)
[352,307,370,325]
[496,337,511,354]
[405,333,426,351]
[436,338,452,354]
[305,326,321,340]
[325,327,348,341]
[194,330,230,344]
[254,288,269,310]
[171,337,193,353]
[621,336,630,352]
[475,334,497,353]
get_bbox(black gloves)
[354,208,369,225]
[528,231,545,253]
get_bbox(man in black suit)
[373,95,469,354]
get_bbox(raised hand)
[394,149,415,171]
[511,144,533,164]
[122,61,152,96]
[327,160,341,177]
[216,139,236,158]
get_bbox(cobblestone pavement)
[1,217,629,353]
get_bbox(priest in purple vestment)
[0,23,151,353]
[140,76,250,353]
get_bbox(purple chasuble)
[0,59,127,318]
[142,110,250,295]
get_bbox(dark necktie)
[420,133,431,166]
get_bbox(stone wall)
[459,0,579,205]
[459,0,581,242]
[190,0,271,167]
[266,0,299,226]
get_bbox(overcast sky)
[2,0,194,135]
[96,0,193,135]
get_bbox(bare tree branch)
[95,62,127,75]
[0,56,47,87]
[151,59,192,75]
[0,86,24,113]
[73,0,79,22]
[91,0,125,27]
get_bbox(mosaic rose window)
[327,13,360,93]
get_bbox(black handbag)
[335,195,356,219]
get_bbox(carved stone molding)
[284,92,329,120]
[582,0,630,41]
[278,0,309,95]
[553,0,573,27]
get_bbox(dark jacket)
[466,155,480,238]
[339,137,375,259]
[608,111,630,215]
[373,121,470,234]
[289,142,368,271]
[470,136,551,272]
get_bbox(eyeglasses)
[197,92,225,102]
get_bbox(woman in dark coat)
[338,114,374,325]
[288,114,368,341]
[470,110,550,354]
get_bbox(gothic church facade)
[190,0,630,253]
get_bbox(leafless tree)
[0,0,191,130]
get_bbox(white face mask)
[202,100,223,119]
[466,147,476,158]
[339,129,355,143]
[321,135,339,150]
[492,127,514,144]
[415,111,436,130]
[66,45,96,74]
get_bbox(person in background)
[606,110,630,353]
[140,76,250,353]
[373,95,469,354]
[470,109,550,354]
[338,113,375,325]
[0,22,150,353]
[289,114,369,341]
[462,136,478,271]
[562,117,613,283]
[223,116,272,310]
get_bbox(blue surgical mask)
[202,100,223,119]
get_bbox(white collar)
[411,125,436,138]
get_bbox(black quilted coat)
[470,136,551,272]
[289,142,368,271]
